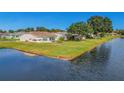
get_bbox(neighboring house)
[0,31,68,42]
[9,32,24,39]
[19,32,67,42]
[110,32,118,36]
[0,33,9,38]
[55,32,68,41]
[68,34,86,40]
[0,32,24,39]
[0,33,4,38]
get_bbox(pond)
[0,38,124,81]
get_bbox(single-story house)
[0,33,9,38]
[19,32,67,42]
[55,32,67,40]
[0,32,24,39]
[0,33,4,38]
[9,32,24,39]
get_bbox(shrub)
[56,37,64,43]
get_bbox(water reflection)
[72,43,111,64]
[68,43,112,80]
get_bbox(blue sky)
[0,12,123,30]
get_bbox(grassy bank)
[0,36,116,60]
[0,38,18,41]
[119,35,124,38]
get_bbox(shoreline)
[68,39,112,61]
[69,37,118,61]
[0,36,117,61]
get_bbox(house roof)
[0,33,9,36]
[0,33,3,35]
[0,31,67,37]
[9,32,25,36]
[0,32,24,36]
[27,32,57,38]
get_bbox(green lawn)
[0,36,116,60]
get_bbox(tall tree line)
[0,27,64,33]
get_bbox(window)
[32,39,37,41]
[38,39,42,41]
[43,37,48,41]
[49,37,55,41]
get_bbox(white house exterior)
[55,32,67,41]
[0,31,68,42]
[0,33,4,38]
[19,32,67,43]
[20,34,36,42]
[9,32,24,39]
[0,32,24,39]
[20,34,54,43]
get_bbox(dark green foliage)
[67,16,113,40]
[56,37,64,43]
[1,27,65,33]
[0,29,6,33]
[116,29,124,35]
[50,29,64,32]
[8,30,15,33]
[16,29,25,32]
[100,32,106,37]
[36,27,49,31]
[87,16,104,33]
[67,22,87,36]
[25,27,34,32]
[87,16,113,33]
[103,17,113,33]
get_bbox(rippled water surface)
[0,38,124,80]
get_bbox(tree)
[16,29,25,32]
[67,22,87,36]
[87,16,113,34]
[36,27,49,31]
[8,30,15,33]
[87,16,104,34]
[85,24,94,38]
[116,29,124,35]
[50,29,64,32]
[103,17,113,33]
[0,29,6,33]
[25,27,34,32]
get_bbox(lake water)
[0,38,124,81]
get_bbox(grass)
[119,35,124,38]
[0,36,116,60]
[0,38,18,41]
